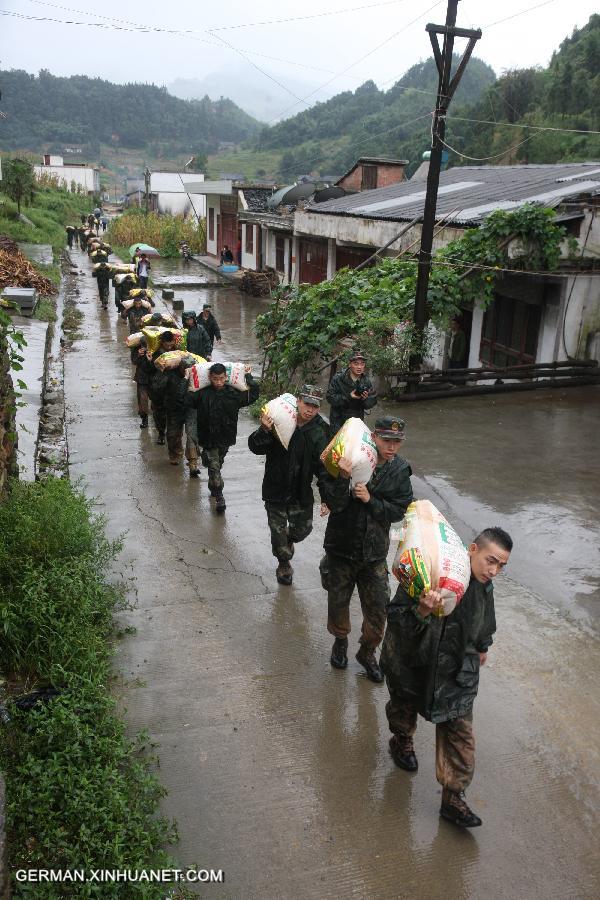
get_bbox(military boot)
[215,492,226,513]
[355,645,384,683]
[330,637,348,669]
[140,414,148,429]
[389,735,418,772]
[157,432,165,445]
[440,789,482,828]
[275,561,293,586]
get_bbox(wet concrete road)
[64,251,599,899]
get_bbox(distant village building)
[34,155,100,194]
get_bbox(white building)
[34,155,100,194]
[148,172,207,219]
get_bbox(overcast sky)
[1,0,598,119]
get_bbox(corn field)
[108,210,206,258]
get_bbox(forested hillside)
[256,56,496,177]
[447,14,600,165]
[0,69,261,157]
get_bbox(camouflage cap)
[373,415,406,440]
[349,348,366,361]
[298,384,323,407]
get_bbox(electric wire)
[266,0,444,123]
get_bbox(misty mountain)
[168,65,342,123]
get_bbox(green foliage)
[0,68,261,155]
[108,210,206,258]
[0,183,91,256]
[256,206,568,389]
[255,57,495,177]
[448,14,600,165]
[2,158,35,214]
[0,478,179,896]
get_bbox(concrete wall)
[294,211,463,254]
[155,192,206,218]
[241,222,259,270]
[34,164,99,193]
[206,195,221,258]
[563,273,600,360]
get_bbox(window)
[245,224,254,254]
[275,235,285,272]
[480,295,541,367]
[361,164,377,190]
[208,207,214,241]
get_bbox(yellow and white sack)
[392,499,470,616]
[121,297,152,312]
[155,351,205,372]
[187,361,249,393]
[320,417,377,485]
[261,393,297,449]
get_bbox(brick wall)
[338,162,407,192]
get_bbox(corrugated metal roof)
[307,163,600,225]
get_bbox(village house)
[34,155,100,194]
[191,181,275,266]
[292,162,600,366]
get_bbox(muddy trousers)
[322,553,389,650]
[264,501,313,563]
[200,446,228,493]
[136,385,149,417]
[386,691,475,792]
[151,398,166,436]
[97,282,110,305]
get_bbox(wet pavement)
[64,250,599,899]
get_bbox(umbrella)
[129,243,160,259]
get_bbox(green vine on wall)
[255,205,571,393]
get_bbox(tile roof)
[308,164,600,225]
[240,187,274,212]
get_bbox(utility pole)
[408,0,481,391]
[144,167,151,215]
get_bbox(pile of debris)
[0,247,56,297]
[0,233,19,255]
[239,267,279,297]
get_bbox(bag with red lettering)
[261,393,297,449]
[187,361,249,392]
[392,499,470,616]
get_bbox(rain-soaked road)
[64,250,599,899]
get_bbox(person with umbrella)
[136,253,151,289]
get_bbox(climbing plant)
[255,205,571,393]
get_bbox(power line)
[484,0,559,29]
[267,0,444,123]
[439,133,540,161]
[276,112,433,179]
[25,0,414,34]
[448,115,600,136]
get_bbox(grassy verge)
[0,478,181,898]
[0,186,91,259]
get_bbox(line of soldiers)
[247,375,512,829]
[78,234,513,830]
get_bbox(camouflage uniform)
[266,502,314,562]
[381,576,495,792]
[320,555,390,649]
[201,447,228,493]
[321,452,413,651]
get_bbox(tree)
[187,152,208,172]
[3,158,35,214]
